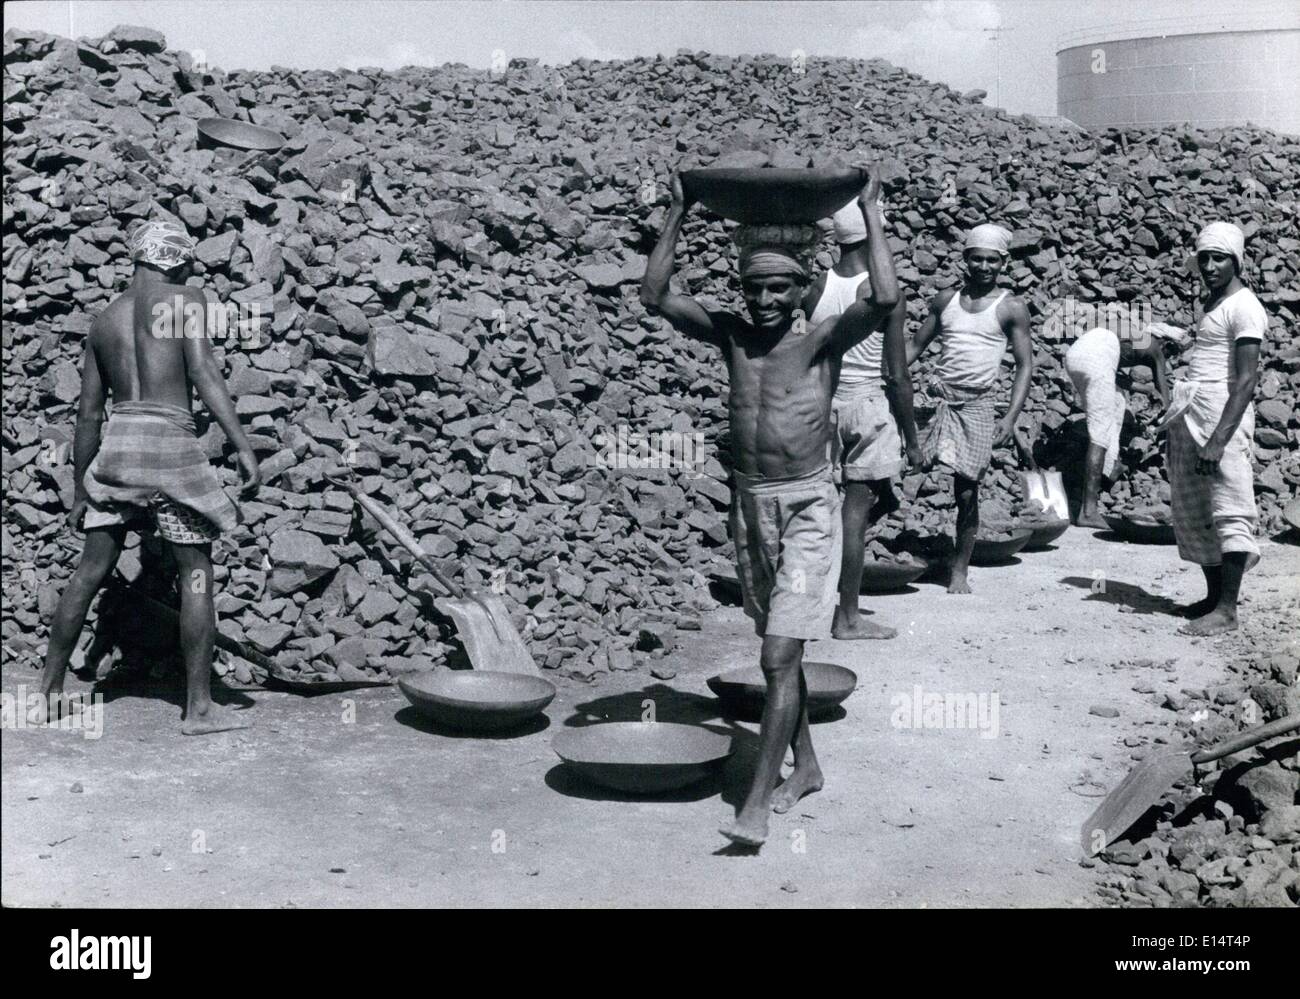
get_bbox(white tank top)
[810,270,881,388]
[937,290,1009,390]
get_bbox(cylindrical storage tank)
[1057,15,1300,135]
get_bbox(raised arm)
[907,290,953,365]
[824,171,900,355]
[179,289,260,497]
[856,170,898,315]
[639,173,721,347]
[994,296,1034,445]
[69,334,109,526]
[881,293,921,463]
[1196,338,1261,474]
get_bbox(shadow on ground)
[1060,576,1184,617]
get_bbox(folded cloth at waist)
[729,462,841,641]
[833,378,890,403]
[732,462,834,494]
[1157,379,1254,449]
[920,381,999,481]
[82,400,240,535]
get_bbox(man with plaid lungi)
[908,224,1033,593]
[37,220,261,735]
[1159,221,1266,636]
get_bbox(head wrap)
[828,197,887,245]
[1193,221,1245,273]
[964,223,1012,256]
[734,223,818,281]
[128,219,196,270]
[1142,322,1190,349]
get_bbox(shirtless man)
[37,219,260,735]
[908,224,1032,593]
[1066,320,1187,528]
[805,200,920,640]
[641,170,899,847]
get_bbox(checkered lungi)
[920,381,998,481]
[82,401,239,545]
[1167,416,1259,568]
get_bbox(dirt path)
[4,529,1296,908]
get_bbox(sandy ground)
[4,527,1297,908]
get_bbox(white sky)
[5,0,1297,116]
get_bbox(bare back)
[91,281,197,410]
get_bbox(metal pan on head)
[681,167,868,224]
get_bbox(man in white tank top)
[804,200,920,640]
[1156,221,1266,637]
[908,223,1033,594]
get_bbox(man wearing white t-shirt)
[1158,221,1267,636]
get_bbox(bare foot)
[30,690,57,726]
[1178,609,1238,636]
[30,689,77,727]
[1076,511,1107,529]
[772,766,824,813]
[947,571,972,595]
[832,609,897,640]
[182,703,252,736]
[720,811,768,847]
[1177,597,1218,619]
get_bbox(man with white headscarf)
[37,218,261,735]
[1158,221,1267,636]
[805,199,920,640]
[907,223,1033,593]
[1065,319,1188,528]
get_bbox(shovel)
[1013,424,1069,522]
[1080,714,1300,856]
[332,477,540,677]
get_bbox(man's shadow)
[80,572,255,711]
[1060,576,1184,617]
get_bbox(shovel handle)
[1190,715,1300,765]
[130,584,281,673]
[1012,424,1038,471]
[336,480,465,600]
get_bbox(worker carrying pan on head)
[1064,318,1190,529]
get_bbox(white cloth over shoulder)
[1159,287,1267,447]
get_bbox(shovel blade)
[1020,470,1070,522]
[1079,750,1193,856]
[434,593,540,676]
